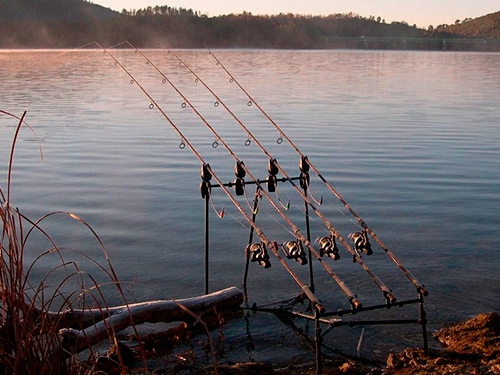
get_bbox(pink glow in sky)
[93,0,499,28]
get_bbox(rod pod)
[97,42,325,314]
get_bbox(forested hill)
[0,0,499,48]
[0,0,117,21]
[435,11,500,39]
[0,0,121,47]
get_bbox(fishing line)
[131,42,370,302]
[330,202,364,230]
[225,209,252,231]
[96,42,326,313]
[290,201,325,232]
[357,328,365,357]
[209,194,224,218]
[205,47,427,296]
[122,41,249,216]
[243,186,258,214]
[160,44,395,302]
[115,42,362,308]
[305,185,323,206]
[265,212,298,239]
[40,41,98,62]
[161,47,353,243]
[106,41,130,50]
[273,185,290,210]
[159,42,254,146]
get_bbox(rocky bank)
[192,312,499,375]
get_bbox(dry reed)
[1,110,218,374]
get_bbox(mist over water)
[1,49,499,362]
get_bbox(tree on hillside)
[0,0,498,48]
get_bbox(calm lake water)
[1,49,499,363]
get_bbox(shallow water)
[1,48,499,362]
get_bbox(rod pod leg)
[418,293,428,354]
[303,184,315,292]
[243,186,261,301]
[204,194,210,295]
[315,309,322,375]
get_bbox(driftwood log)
[57,286,243,353]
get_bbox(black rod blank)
[205,47,427,296]
[96,42,325,313]
[125,42,362,308]
[159,45,394,302]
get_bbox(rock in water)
[434,312,500,358]
[385,312,500,375]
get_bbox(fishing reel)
[246,243,271,268]
[316,235,340,260]
[349,230,373,256]
[281,240,308,265]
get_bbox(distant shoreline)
[1,40,500,53]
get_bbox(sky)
[93,0,499,28]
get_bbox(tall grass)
[1,110,221,375]
[0,111,135,374]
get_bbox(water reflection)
[1,49,499,361]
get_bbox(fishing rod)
[94,42,333,313]
[205,47,427,296]
[120,41,364,308]
[155,43,396,303]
